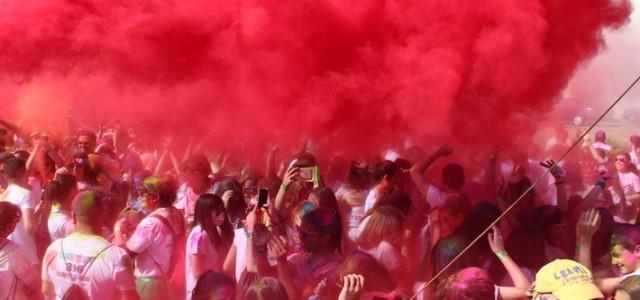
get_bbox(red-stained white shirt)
[185,225,220,300]
[0,240,39,300]
[1,184,37,264]
[126,207,178,278]
[42,233,136,300]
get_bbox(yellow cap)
[532,259,603,300]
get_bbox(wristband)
[496,250,508,261]
[245,231,254,239]
[279,184,288,192]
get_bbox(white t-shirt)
[1,184,37,264]
[336,186,367,242]
[622,268,640,279]
[28,177,42,207]
[42,233,136,300]
[619,171,640,199]
[363,189,379,214]
[48,205,73,241]
[426,185,449,208]
[611,172,640,206]
[232,228,247,282]
[186,225,220,300]
[0,239,39,300]
[126,207,179,278]
[610,171,640,223]
[361,241,403,273]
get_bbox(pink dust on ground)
[0,0,632,164]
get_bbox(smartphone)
[258,188,268,208]
[299,166,318,183]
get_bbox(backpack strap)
[60,238,112,283]
[146,213,179,278]
[149,214,177,238]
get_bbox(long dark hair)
[44,174,78,205]
[217,179,248,228]
[301,208,343,253]
[192,271,236,300]
[194,193,234,248]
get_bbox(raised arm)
[576,173,609,212]
[265,145,279,179]
[575,209,601,271]
[590,146,607,164]
[488,225,530,294]
[268,234,298,300]
[0,117,22,135]
[540,159,568,211]
[485,154,498,200]
[409,145,453,198]
[274,166,298,214]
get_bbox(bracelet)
[280,184,288,192]
[496,250,509,261]
[245,231,254,239]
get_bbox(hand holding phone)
[258,188,268,208]
[298,166,318,183]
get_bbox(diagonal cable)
[411,74,640,300]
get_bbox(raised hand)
[267,235,288,260]
[487,225,505,254]
[245,204,259,232]
[577,209,601,239]
[338,274,365,300]
[282,166,299,188]
[540,159,566,181]
[221,190,234,208]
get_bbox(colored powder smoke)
[0,0,632,161]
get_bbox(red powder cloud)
[0,0,632,160]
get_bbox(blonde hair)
[357,205,404,249]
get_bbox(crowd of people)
[1,116,640,300]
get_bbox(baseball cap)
[529,259,603,300]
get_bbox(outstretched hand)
[487,225,505,254]
[267,235,288,260]
[540,159,566,181]
[338,274,365,300]
[577,209,601,240]
[282,166,299,188]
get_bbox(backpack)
[149,212,186,296]
[59,239,112,300]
